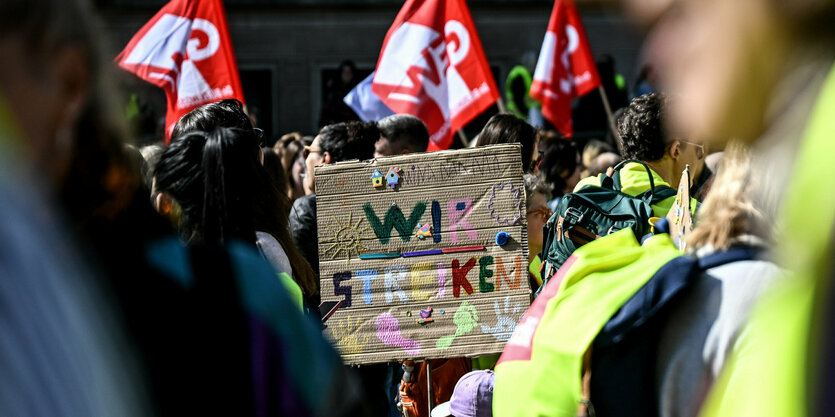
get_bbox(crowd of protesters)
[2,0,835,416]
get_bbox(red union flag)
[371,0,499,151]
[116,0,244,142]
[531,0,600,137]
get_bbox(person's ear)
[155,193,172,215]
[669,140,682,160]
[322,151,333,164]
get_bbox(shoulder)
[290,195,317,225]
[573,174,602,192]
[255,231,293,275]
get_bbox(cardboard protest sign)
[666,165,693,252]
[316,144,531,364]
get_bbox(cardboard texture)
[316,144,531,364]
[666,165,693,252]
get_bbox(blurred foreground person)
[641,0,835,415]
[0,90,148,417]
[655,143,781,417]
[0,0,359,415]
[0,0,168,415]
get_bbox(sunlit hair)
[476,114,538,172]
[687,142,774,251]
[171,99,251,141]
[317,121,378,162]
[274,132,305,198]
[523,173,553,209]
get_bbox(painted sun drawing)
[322,212,374,264]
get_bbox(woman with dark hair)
[539,135,583,211]
[171,98,252,140]
[156,127,318,310]
[476,113,539,172]
[274,132,308,200]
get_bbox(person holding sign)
[291,121,379,277]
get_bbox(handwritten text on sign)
[316,144,530,364]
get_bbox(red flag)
[530,0,600,137]
[371,0,499,151]
[116,0,244,142]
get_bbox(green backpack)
[536,159,676,296]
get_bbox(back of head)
[588,152,622,177]
[275,132,304,170]
[582,139,615,167]
[171,99,252,141]
[687,142,774,251]
[523,173,553,208]
[155,127,262,244]
[540,137,579,195]
[318,121,378,162]
[476,114,537,171]
[377,114,430,154]
[618,93,668,162]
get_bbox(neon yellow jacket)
[493,229,682,417]
[699,64,835,417]
[573,162,698,218]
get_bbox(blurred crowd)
[1,0,833,416]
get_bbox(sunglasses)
[303,145,323,160]
[526,207,553,223]
[680,140,705,160]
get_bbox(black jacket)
[289,194,319,276]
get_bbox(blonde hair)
[686,142,774,250]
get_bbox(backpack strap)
[611,159,662,204]
[697,246,760,270]
[637,186,677,205]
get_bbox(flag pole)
[457,129,470,147]
[597,85,621,143]
[496,97,507,114]
[426,359,433,412]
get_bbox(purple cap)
[430,370,494,417]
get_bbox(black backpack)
[538,159,676,295]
